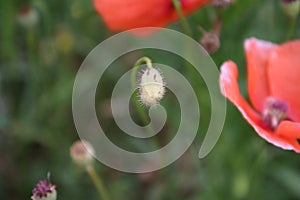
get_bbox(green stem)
[133,57,153,69]
[130,57,159,148]
[286,17,297,40]
[131,57,153,108]
[171,0,197,81]
[86,165,111,200]
[172,0,192,36]
[131,57,154,131]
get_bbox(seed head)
[70,140,95,167]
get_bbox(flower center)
[262,98,288,130]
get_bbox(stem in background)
[249,141,266,182]
[86,165,111,200]
[286,17,297,40]
[172,0,192,36]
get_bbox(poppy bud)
[281,0,300,19]
[199,19,221,54]
[70,140,95,167]
[17,6,39,28]
[138,67,165,107]
[200,31,220,54]
[31,180,57,200]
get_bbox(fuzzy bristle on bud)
[31,180,57,200]
[70,140,95,167]
[138,67,165,107]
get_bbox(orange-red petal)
[276,121,300,139]
[220,61,300,153]
[93,0,209,31]
[179,0,211,15]
[268,40,300,122]
[94,0,171,30]
[244,38,277,113]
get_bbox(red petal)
[220,61,300,153]
[93,0,209,31]
[276,121,300,139]
[268,40,300,122]
[180,0,210,15]
[94,0,171,30]
[244,38,277,113]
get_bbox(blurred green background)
[1,0,300,199]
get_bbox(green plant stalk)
[172,0,192,36]
[133,57,153,69]
[286,17,297,40]
[86,165,111,200]
[171,0,197,81]
[172,0,213,168]
[131,73,151,129]
[131,57,154,134]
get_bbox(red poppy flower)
[93,0,210,31]
[220,37,300,153]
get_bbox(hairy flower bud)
[138,67,165,106]
[31,180,57,200]
[70,140,95,167]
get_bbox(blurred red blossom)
[93,0,210,31]
[220,38,300,153]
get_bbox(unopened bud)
[31,180,57,200]
[200,31,220,54]
[17,6,39,28]
[199,20,221,54]
[70,140,95,167]
[138,67,165,107]
[281,0,300,19]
